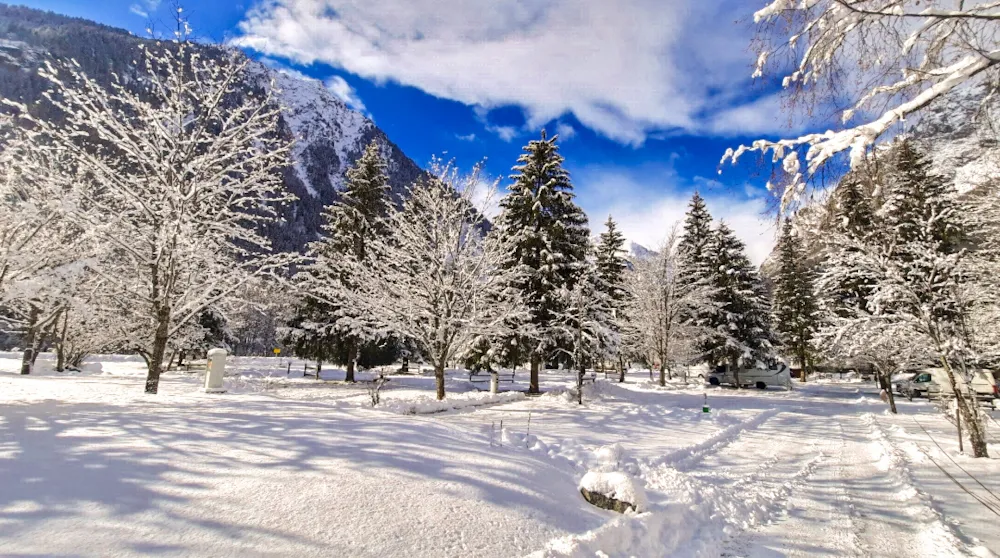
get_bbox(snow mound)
[380,391,525,415]
[579,471,648,512]
[595,443,625,467]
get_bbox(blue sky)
[15,0,812,263]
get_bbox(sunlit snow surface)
[1,354,998,557]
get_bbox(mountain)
[629,242,658,260]
[0,3,425,252]
[909,83,1000,195]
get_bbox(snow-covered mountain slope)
[0,4,426,252]
[910,84,1000,194]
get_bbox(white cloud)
[324,75,367,113]
[555,122,576,141]
[574,165,776,265]
[486,124,519,142]
[233,0,770,145]
[129,0,160,18]
[456,133,477,142]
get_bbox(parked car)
[902,368,998,405]
[893,372,917,394]
[707,363,791,389]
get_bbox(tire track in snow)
[529,439,827,557]
[864,413,993,557]
[647,408,780,473]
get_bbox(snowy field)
[2,354,999,557]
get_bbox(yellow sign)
[273,348,281,355]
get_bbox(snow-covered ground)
[1,353,998,557]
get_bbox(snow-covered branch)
[349,162,525,400]
[727,0,1000,211]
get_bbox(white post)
[490,371,499,394]
[204,348,227,393]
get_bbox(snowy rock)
[579,471,647,514]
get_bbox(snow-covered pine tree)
[877,140,990,456]
[772,218,819,382]
[301,139,392,382]
[677,192,715,286]
[17,37,296,393]
[676,192,717,361]
[706,222,774,387]
[495,131,590,393]
[595,216,629,381]
[816,167,907,413]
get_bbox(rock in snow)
[579,471,647,513]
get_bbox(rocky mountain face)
[0,3,425,252]
[910,84,1000,194]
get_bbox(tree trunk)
[731,356,741,389]
[144,307,171,394]
[618,355,625,383]
[20,306,40,375]
[317,360,323,381]
[401,357,409,374]
[884,372,898,414]
[435,361,446,401]
[345,339,358,382]
[56,308,69,372]
[31,328,49,367]
[659,362,666,387]
[577,364,585,405]
[798,345,808,383]
[529,353,540,394]
[940,357,988,458]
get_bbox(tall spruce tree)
[301,139,391,382]
[595,216,629,381]
[824,171,880,320]
[677,192,715,283]
[706,222,774,387]
[882,141,988,454]
[495,131,590,393]
[772,218,818,382]
[676,192,717,367]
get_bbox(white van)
[707,363,791,390]
[902,368,998,404]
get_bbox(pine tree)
[880,140,987,455]
[772,218,818,382]
[826,172,878,318]
[302,139,391,382]
[595,216,629,381]
[495,131,591,393]
[676,192,717,364]
[706,222,774,387]
[677,192,715,285]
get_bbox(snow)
[1,354,999,557]
[380,391,526,415]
